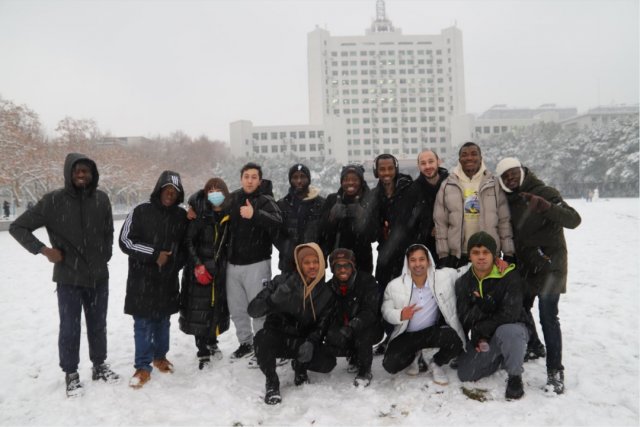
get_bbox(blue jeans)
[133,316,170,372]
[57,281,109,374]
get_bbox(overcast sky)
[1,0,638,142]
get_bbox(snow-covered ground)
[0,198,638,426]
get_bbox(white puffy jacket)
[382,245,467,347]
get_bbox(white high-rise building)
[230,0,466,164]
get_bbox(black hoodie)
[120,170,189,317]
[10,153,113,287]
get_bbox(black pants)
[195,335,218,358]
[254,328,336,377]
[524,292,563,371]
[56,281,109,373]
[382,325,462,374]
[323,322,384,372]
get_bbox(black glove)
[502,255,517,266]
[345,202,364,219]
[297,341,314,363]
[326,327,352,348]
[440,256,460,269]
[269,281,293,308]
[474,293,497,313]
[348,317,363,333]
[521,192,551,213]
[329,203,347,222]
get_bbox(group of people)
[9,142,581,404]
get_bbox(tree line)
[1,95,638,209]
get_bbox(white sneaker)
[405,352,421,376]
[429,360,449,385]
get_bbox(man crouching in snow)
[455,231,532,400]
[381,244,468,385]
[248,243,336,405]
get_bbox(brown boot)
[129,369,150,389]
[153,358,174,373]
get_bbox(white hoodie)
[381,245,468,347]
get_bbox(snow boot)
[264,374,281,405]
[429,360,449,385]
[546,369,565,394]
[152,358,174,373]
[230,342,254,360]
[129,369,151,389]
[505,375,524,400]
[524,341,546,362]
[353,370,372,387]
[208,343,223,361]
[198,356,211,370]
[92,363,120,383]
[65,372,83,398]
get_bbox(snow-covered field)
[0,198,638,426]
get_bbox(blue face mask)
[208,191,225,207]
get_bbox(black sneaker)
[92,363,120,383]
[65,372,84,398]
[353,370,372,387]
[505,375,524,400]
[230,343,254,360]
[264,375,281,405]
[198,356,211,370]
[524,342,546,362]
[546,369,565,394]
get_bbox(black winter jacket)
[120,171,189,317]
[248,274,335,345]
[179,190,231,338]
[10,153,113,287]
[455,265,530,346]
[275,186,325,272]
[318,186,376,274]
[370,173,414,287]
[404,168,449,266]
[326,271,380,334]
[227,187,282,265]
[505,168,581,295]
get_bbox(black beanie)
[340,164,365,183]
[288,163,311,183]
[329,248,356,271]
[467,231,497,255]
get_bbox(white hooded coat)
[381,245,468,347]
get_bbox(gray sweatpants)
[226,260,271,346]
[457,323,529,382]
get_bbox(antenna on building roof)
[371,0,394,33]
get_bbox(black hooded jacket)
[274,186,325,272]
[120,171,189,317]
[179,189,231,337]
[10,153,113,287]
[318,183,377,274]
[326,270,380,334]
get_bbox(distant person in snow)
[3,200,9,218]
[434,142,515,268]
[318,164,376,274]
[455,232,532,400]
[274,163,325,273]
[496,157,581,394]
[119,171,189,389]
[10,153,119,397]
[225,162,283,365]
[248,243,336,405]
[179,177,232,370]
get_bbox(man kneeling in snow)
[381,244,468,385]
[248,243,336,405]
[455,231,532,400]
